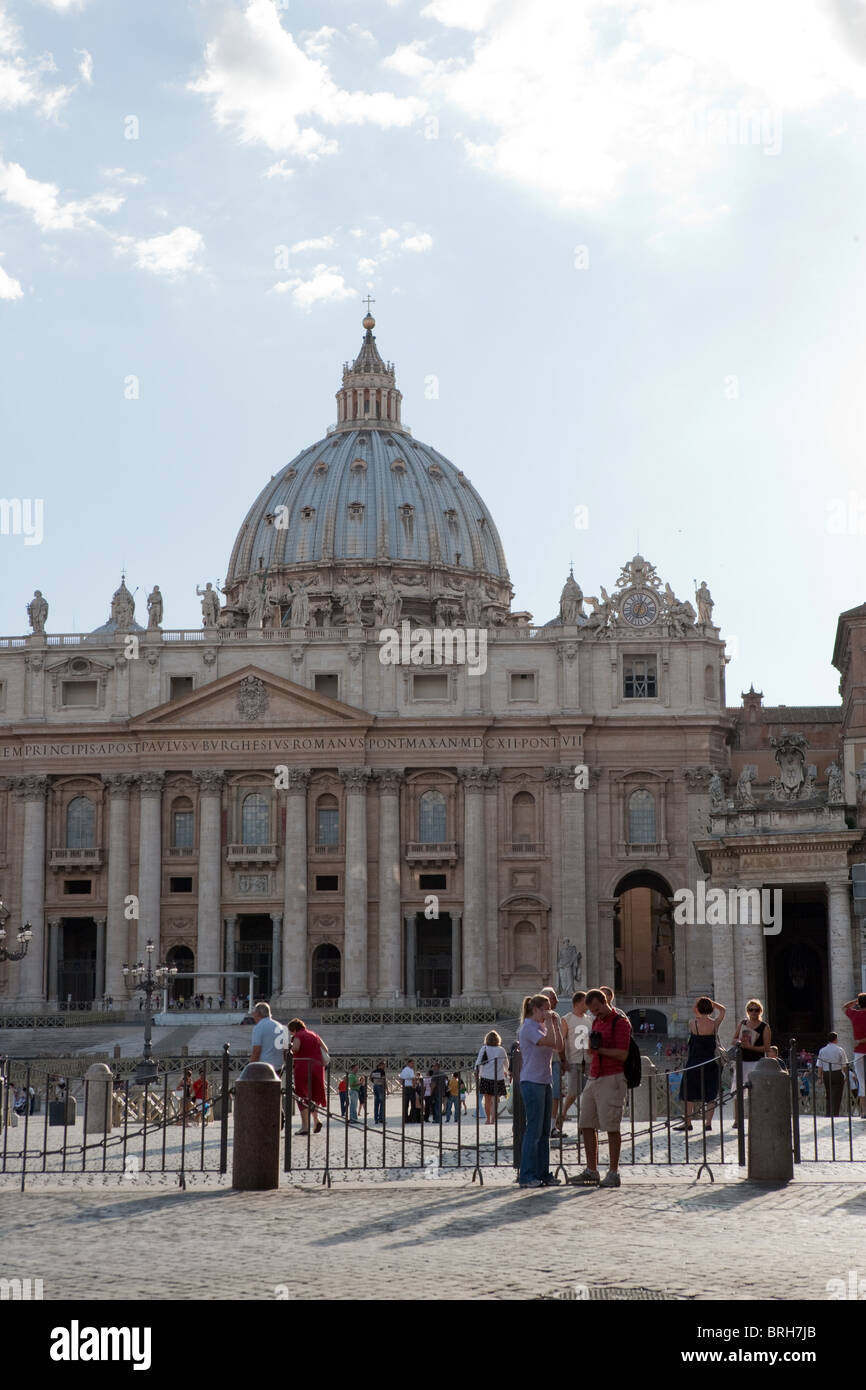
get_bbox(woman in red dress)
[289,1018,327,1134]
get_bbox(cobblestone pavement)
[1,1175,864,1301]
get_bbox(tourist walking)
[732,1000,771,1128]
[843,995,866,1118]
[817,1033,848,1117]
[675,997,726,1131]
[517,993,562,1188]
[568,988,632,1189]
[288,1018,327,1134]
[474,1030,509,1124]
[399,1058,417,1125]
[371,1060,387,1124]
[445,1071,461,1122]
[561,991,591,1124]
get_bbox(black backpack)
[624,1037,642,1089]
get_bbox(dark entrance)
[414,912,452,1001]
[312,944,341,1004]
[58,918,96,1004]
[166,945,194,1000]
[237,916,273,998]
[765,887,830,1050]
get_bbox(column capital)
[194,769,226,795]
[13,774,49,802]
[826,880,852,902]
[375,768,404,792]
[94,916,107,928]
[340,766,372,791]
[483,768,501,791]
[270,911,284,925]
[283,768,310,793]
[102,772,137,799]
[46,916,62,929]
[458,766,488,792]
[138,771,166,796]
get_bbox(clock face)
[621,589,659,628]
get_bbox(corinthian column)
[460,767,488,1001]
[828,880,855,1040]
[341,767,371,1005]
[137,772,164,969]
[559,770,587,976]
[14,775,48,1004]
[376,769,403,1003]
[280,769,309,1008]
[484,770,500,995]
[194,770,224,996]
[103,773,135,1000]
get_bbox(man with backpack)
[568,987,632,1189]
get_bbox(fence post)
[788,1037,800,1164]
[510,1042,523,1177]
[219,1043,230,1175]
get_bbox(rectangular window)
[170,676,194,700]
[316,809,339,846]
[63,879,92,894]
[419,873,447,890]
[314,673,339,699]
[412,673,449,701]
[169,876,193,893]
[509,672,537,701]
[61,680,98,707]
[172,811,194,849]
[315,875,339,892]
[623,658,657,699]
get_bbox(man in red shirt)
[568,988,631,1188]
[843,995,866,1118]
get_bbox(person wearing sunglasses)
[732,999,771,1128]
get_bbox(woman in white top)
[475,1030,510,1124]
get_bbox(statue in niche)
[556,938,579,996]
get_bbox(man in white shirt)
[399,1059,417,1125]
[817,1033,848,1117]
[561,991,591,1123]
[250,1001,288,1073]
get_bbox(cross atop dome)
[335,308,404,432]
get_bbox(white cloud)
[409,0,866,211]
[101,167,146,186]
[270,262,355,310]
[0,158,123,231]
[0,2,74,116]
[189,0,425,159]
[290,235,334,252]
[264,159,294,180]
[357,257,377,274]
[33,0,88,9]
[76,48,92,84]
[384,41,436,79]
[401,232,433,253]
[0,259,22,299]
[379,227,400,248]
[302,26,335,58]
[126,226,205,278]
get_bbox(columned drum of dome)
[223,314,512,629]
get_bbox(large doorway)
[166,945,194,1000]
[312,944,341,1004]
[236,916,273,998]
[613,872,674,997]
[765,888,829,1050]
[58,918,96,1004]
[415,912,452,1001]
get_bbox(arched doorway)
[613,871,675,997]
[627,1007,668,1038]
[166,945,194,1000]
[312,944,341,1005]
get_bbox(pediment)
[131,666,369,730]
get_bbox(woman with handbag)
[288,1018,328,1134]
[674,997,726,1132]
[474,1030,510,1124]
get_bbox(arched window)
[704,664,716,699]
[241,792,270,845]
[628,789,657,844]
[316,794,340,847]
[66,795,95,848]
[419,789,446,842]
[512,791,536,844]
[171,796,194,849]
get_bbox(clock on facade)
[621,589,659,627]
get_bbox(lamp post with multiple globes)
[0,898,33,963]
[123,939,177,1086]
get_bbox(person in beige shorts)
[567,988,632,1189]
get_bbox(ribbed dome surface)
[226,428,509,585]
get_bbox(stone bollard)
[630,1055,657,1122]
[232,1062,281,1191]
[748,1057,793,1182]
[84,1063,114,1135]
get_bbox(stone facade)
[0,318,863,1052]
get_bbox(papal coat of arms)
[236,675,269,721]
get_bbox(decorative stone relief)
[237,675,269,721]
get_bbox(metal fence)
[0,1040,861,1190]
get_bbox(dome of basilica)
[222,314,512,630]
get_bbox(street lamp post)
[123,939,177,1086]
[0,898,33,963]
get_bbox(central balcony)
[50,847,103,872]
[225,843,280,866]
[405,841,459,866]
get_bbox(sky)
[2,0,866,705]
